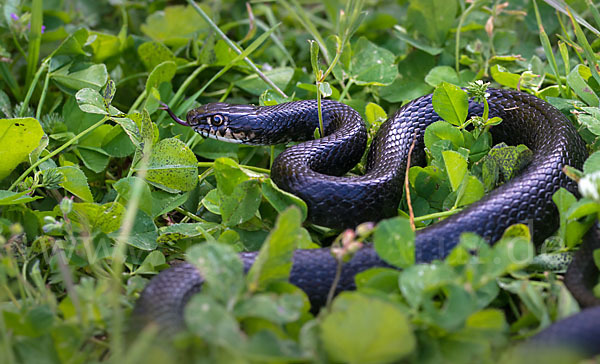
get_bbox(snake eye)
[211,114,224,126]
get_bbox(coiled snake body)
[134,89,600,355]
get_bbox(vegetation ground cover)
[1,0,600,362]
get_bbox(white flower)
[579,170,600,201]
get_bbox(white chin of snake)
[203,129,248,144]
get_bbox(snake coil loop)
[135,89,600,356]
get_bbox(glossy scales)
[134,89,598,354]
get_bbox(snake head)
[186,103,262,144]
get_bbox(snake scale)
[133,88,600,356]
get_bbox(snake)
[133,88,600,356]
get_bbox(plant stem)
[187,0,287,98]
[19,60,48,117]
[25,0,43,88]
[326,257,343,310]
[35,69,51,120]
[175,207,206,223]
[455,1,481,73]
[109,152,150,362]
[9,116,109,191]
[414,208,464,223]
[316,82,324,137]
[197,161,270,174]
[128,90,147,113]
[170,64,207,107]
[338,78,354,101]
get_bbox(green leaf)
[0,117,44,180]
[569,9,600,87]
[109,210,157,250]
[245,330,304,361]
[48,28,90,58]
[552,187,577,216]
[490,64,521,89]
[135,250,166,274]
[309,39,320,78]
[566,199,600,220]
[379,50,435,103]
[320,292,415,363]
[432,82,469,126]
[486,232,534,274]
[317,82,332,98]
[140,5,209,48]
[373,217,415,268]
[456,175,485,207]
[442,150,468,191]
[143,138,198,193]
[145,61,177,96]
[486,143,533,182]
[70,202,125,234]
[51,63,108,92]
[112,116,142,149]
[157,221,220,244]
[578,113,600,136]
[465,308,507,331]
[350,37,398,86]
[295,83,341,100]
[102,125,135,157]
[185,295,245,349]
[113,177,153,217]
[103,79,116,107]
[75,146,110,173]
[422,283,478,331]
[220,179,262,227]
[202,189,221,215]
[213,158,253,195]
[583,151,600,174]
[553,187,577,244]
[137,42,177,71]
[425,66,460,87]
[424,120,464,150]
[57,166,93,202]
[406,0,458,45]
[150,189,189,218]
[75,88,108,115]
[261,179,308,222]
[365,102,388,125]
[393,27,444,55]
[193,138,239,160]
[234,293,303,324]
[235,68,294,96]
[186,242,244,305]
[0,190,41,206]
[246,207,304,291]
[567,65,599,107]
[88,31,122,62]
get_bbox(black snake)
[133,88,600,356]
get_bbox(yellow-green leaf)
[442,150,467,191]
[143,138,198,193]
[0,118,44,180]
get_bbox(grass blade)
[533,0,565,97]
[567,8,600,86]
[543,0,600,37]
[187,0,287,98]
[25,0,43,88]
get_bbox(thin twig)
[326,256,343,310]
[404,131,418,231]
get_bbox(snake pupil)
[212,114,224,126]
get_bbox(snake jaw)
[184,103,263,144]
